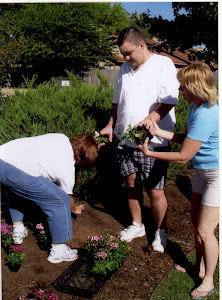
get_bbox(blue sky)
[119,2,175,21]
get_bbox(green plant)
[1,222,13,248]
[22,74,38,88]
[85,230,130,275]
[95,135,109,145]
[119,124,153,147]
[5,245,26,266]
[36,223,48,244]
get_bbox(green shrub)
[0,75,113,202]
[0,76,113,144]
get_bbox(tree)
[0,3,131,87]
[136,2,218,63]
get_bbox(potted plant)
[1,223,13,251]
[5,245,26,272]
[35,223,49,250]
[85,230,130,275]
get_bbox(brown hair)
[70,134,98,166]
[117,27,146,47]
[177,62,218,107]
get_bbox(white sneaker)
[47,244,78,264]
[152,229,169,253]
[120,221,146,242]
[13,225,28,244]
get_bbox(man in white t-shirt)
[0,133,98,263]
[101,27,179,252]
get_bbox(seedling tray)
[52,251,114,298]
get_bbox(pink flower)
[1,218,5,223]
[36,223,44,230]
[35,288,45,297]
[1,224,9,234]
[40,230,45,235]
[87,236,93,241]
[94,252,100,258]
[10,245,24,253]
[94,236,100,241]
[101,252,107,259]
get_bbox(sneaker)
[47,244,78,264]
[120,221,146,242]
[13,226,28,244]
[152,229,169,253]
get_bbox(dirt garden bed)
[1,167,198,300]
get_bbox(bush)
[0,74,113,201]
[0,75,113,144]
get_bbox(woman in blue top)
[138,62,219,299]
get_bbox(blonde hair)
[70,134,98,166]
[177,62,218,107]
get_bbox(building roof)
[110,35,218,71]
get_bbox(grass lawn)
[150,250,219,300]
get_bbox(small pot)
[7,263,21,272]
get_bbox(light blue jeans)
[0,159,73,243]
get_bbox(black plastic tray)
[52,251,114,298]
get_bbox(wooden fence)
[82,69,119,88]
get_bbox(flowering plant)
[85,230,129,275]
[36,223,48,244]
[5,245,26,266]
[18,289,58,300]
[1,222,13,248]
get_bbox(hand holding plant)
[119,124,153,148]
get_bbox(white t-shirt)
[0,133,75,194]
[113,53,179,147]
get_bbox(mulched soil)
[1,166,197,300]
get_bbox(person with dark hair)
[100,27,179,252]
[138,62,218,299]
[0,133,98,263]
